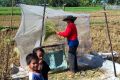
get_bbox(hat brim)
[63,17,77,22]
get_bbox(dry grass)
[0,30,17,79]
[48,69,104,80]
[90,10,120,53]
[0,15,20,27]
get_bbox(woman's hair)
[33,47,45,56]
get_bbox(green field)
[0,6,102,15]
[0,7,21,15]
[64,6,102,12]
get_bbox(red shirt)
[58,22,78,40]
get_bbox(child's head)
[33,47,45,61]
[26,53,39,71]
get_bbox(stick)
[40,0,47,46]
[103,5,117,77]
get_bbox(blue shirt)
[29,72,44,80]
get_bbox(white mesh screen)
[14,4,90,67]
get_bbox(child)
[26,53,44,80]
[33,47,50,80]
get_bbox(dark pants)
[68,46,78,73]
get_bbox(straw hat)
[63,15,77,22]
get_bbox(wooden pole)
[103,4,117,77]
[63,3,66,11]
[40,0,47,46]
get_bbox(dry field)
[0,10,120,79]
[90,10,120,52]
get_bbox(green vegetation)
[0,0,118,7]
[64,6,102,12]
[0,7,21,15]
[0,6,102,15]
[45,21,56,40]
[0,26,18,31]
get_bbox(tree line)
[0,0,119,7]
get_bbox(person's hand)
[56,32,59,35]
[39,59,43,64]
[56,31,64,39]
[57,35,64,39]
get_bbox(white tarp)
[14,4,90,67]
[78,53,120,80]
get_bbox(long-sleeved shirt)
[58,22,79,47]
[58,22,77,40]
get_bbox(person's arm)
[43,61,50,72]
[57,25,71,37]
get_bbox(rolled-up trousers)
[68,46,78,73]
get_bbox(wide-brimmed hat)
[63,15,77,22]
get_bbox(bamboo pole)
[63,3,66,11]
[40,0,47,46]
[103,4,117,77]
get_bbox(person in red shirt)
[56,15,79,74]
